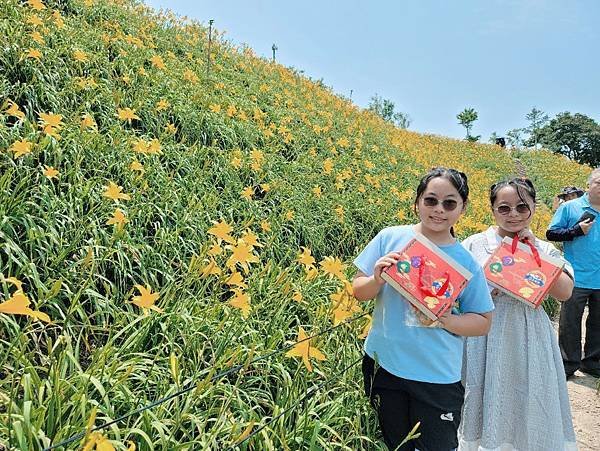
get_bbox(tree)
[457,108,479,140]
[488,132,499,144]
[368,94,411,129]
[524,107,549,148]
[536,112,600,167]
[506,128,524,148]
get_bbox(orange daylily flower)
[103,182,131,202]
[0,290,50,323]
[285,327,326,372]
[131,285,162,314]
[207,220,235,244]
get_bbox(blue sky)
[145,0,600,141]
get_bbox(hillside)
[0,0,591,449]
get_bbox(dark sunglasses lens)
[516,204,530,214]
[423,197,438,207]
[442,200,458,211]
[497,205,511,215]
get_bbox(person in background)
[546,168,600,379]
[552,186,585,211]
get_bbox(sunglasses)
[494,203,530,215]
[421,196,459,211]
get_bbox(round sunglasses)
[493,203,531,215]
[421,196,459,211]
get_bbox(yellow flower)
[320,256,346,280]
[226,241,260,272]
[43,166,59,179]
[131,285,162,314]
[81,113,97,130]
[334,206,344,222]
[30,31,45,45]
[129,160,144,174]
[0,290,50,323]
[106,208,128,228]
[165,123,177,134]
[39,112,63,130]
[147,139,161,155]
[208,242,222,256]
[241,186,254,200]
[207,220,236,244]
[285,327,326,372]
[150,55,166,70]
[27,0,46,11]
[284,210,294,221]
[182,69,198,83]
[312,186,322,198]
[200,259,221,277]
[260,220,271,232]
[52,10,64,28]
[26,15,44,27]
[292,291,303,303]
[117,107,140,123]
[24,48,42,60]
[260,183,271,192]
[240,230,262,248]
[82,432,115,451]
[209,103,221,114]
[9,139,33,158]
[228,289,251,318]
[73,49,88,62]
[226,105,237,118]
[225,271,247,288]
[103,181,131,201]
[155,99,169,112]
[4,100,25,120]
[323,158,334,174]
[297,247,315,270]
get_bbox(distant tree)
[506,128,525,148]
[457,108,479,140]
[488,131,499,144]
[524,107,549,148]
[537,112,600,167]
[368,94,411,129]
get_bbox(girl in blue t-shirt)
[353,167,494,451]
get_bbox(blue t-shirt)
[548,194,600,289]
[354,225,494,384]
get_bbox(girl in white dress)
[459,178,578,451]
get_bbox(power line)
[44,312,368,450]
[228,355,363,449]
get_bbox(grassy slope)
[0,0,590,449]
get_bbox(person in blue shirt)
[546,168,600,379]
[353,167,494,451]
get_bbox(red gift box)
[381,233,473,323]
[484,235,565,308]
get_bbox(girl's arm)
[352,271,383,301]
[438,311,492,337]
[548,272,574,301]
[352,252,402,301]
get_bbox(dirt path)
[568,372,599,450]
[553,309,599,450]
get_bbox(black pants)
[362,355,463,451]
[559,287,600,375]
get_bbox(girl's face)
[492,186,535,234]
[417,177,466,234]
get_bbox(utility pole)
[272,43,278,63]
[206,19,214,78]
[349,89,353,100]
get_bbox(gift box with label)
[381,233,473,322]
[484,235,564,308]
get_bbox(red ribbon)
[510,234,542,267]
[418,255,451,298]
